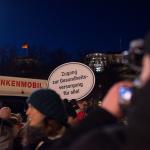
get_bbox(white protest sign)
[48,62,95,100]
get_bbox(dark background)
[0,0,149,55]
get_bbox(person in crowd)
[21,89,68,150]
[100,33,150,119]
[0,107,14,150]
[96,33,150,150]
[10,113,24,137]
[125,32,150,150]
[76,99,88,121]
[63,99,79,127]
[85,99,95,114]
[11,113,25,150]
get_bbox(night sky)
[0,0,149,55]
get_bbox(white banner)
[0,76,48,97]
[48,62,95,100]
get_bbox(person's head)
[63,99,79,126]
[26,89,67,130]
[76,99,88,112]
[0,107,11,119]
[127,38,145,72]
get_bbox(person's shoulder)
[38,138,61,150]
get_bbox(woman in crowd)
[0,107,14,150]
[22,89,68,150]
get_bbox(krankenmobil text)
[0,79,42,88]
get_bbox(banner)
[0,76,48,97]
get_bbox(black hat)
[63,99,77,118]
[27,89,67,125]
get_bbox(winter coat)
[22,125,66,150]
[0,118,14,150]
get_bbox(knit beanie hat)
[27,89,67,125]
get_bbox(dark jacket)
[23,137,61,150]
[68,125,126,150]
[21,125,66,150]
[53,107,118,150]
[127,80,150,150]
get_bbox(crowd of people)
[0,32,150,150]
